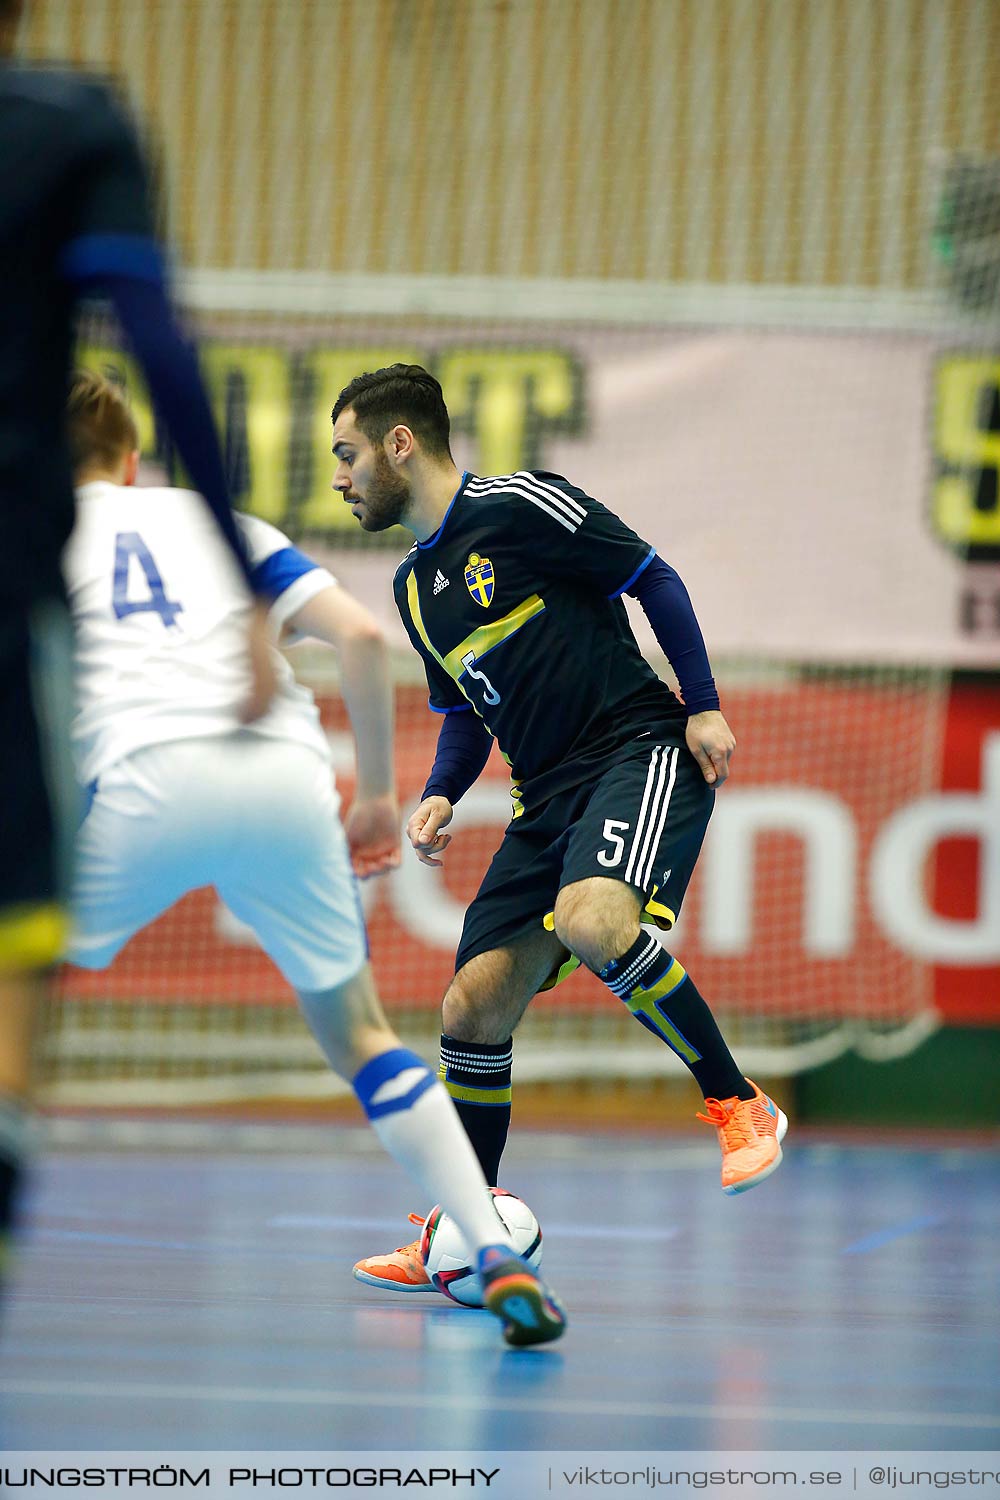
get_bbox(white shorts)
[68,735,368,993]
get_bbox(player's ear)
[123,449,140,486]
[387,424,415,464]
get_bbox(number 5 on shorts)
[597,818,630,868]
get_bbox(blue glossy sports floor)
[3,1119,999,1452]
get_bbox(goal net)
[22,0,998,1105]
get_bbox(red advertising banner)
[933,680,1000,1023]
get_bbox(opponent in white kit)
[60,371,566,1347]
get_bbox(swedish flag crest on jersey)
[464,552,495,608]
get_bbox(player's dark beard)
[353,449,411,532]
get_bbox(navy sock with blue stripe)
[599,933,752,1101]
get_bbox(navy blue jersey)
[393,470,687,810]
[0,65,153,607]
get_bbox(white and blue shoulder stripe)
[251,545,318,599]
[236,512,335,628]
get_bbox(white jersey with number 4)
[64,481,335,785]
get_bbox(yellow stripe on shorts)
[643,892,677,929]
[0,902,68,970]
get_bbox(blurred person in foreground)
[59,371,565,1347]
[0,0,275,1305]
[331,364,787,1295]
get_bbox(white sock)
[352,1048,512,1255]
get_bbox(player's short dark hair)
[66,370,140,472]
[332,364,452,460]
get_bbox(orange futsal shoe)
[697,1079,788,1195]
[352,1213,437,1293]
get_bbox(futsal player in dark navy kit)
[330,364,788,1294]
[0,0,275,1303]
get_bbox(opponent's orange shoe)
[697,1079,788,1194]
[352,1213,436,1292]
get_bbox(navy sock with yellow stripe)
[438,1034,512,1187]
[599,932,752,1102]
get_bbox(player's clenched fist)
[407,795,454,866]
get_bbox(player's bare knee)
[553,911,620,972]
[441,976,507,1045]
[553,881,641,972]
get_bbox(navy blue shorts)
[455,736,715,976]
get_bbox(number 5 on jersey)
[113,532,183,628]
[460,649,501,706]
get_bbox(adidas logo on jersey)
[433,570,450,595]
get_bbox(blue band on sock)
[352,1048,437,1121]
[353,1047,423,1101]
